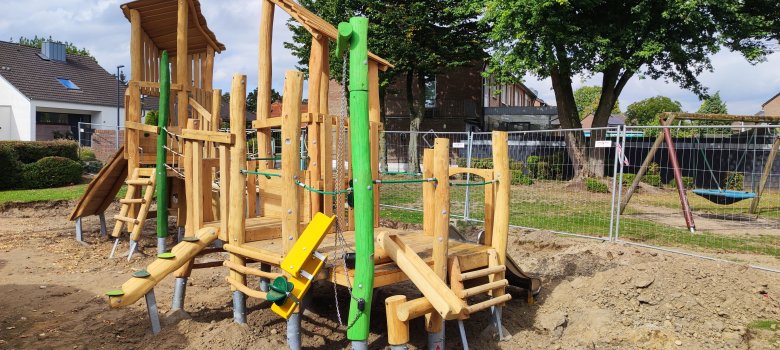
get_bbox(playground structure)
[73,1,541,349]
[620,112,780,233]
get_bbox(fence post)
[608,126,621,241]
[613,126,628,241]
[464,131,474,221]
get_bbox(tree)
[16,35,95,61]
[246,87,281,114]
[286,0,486,171]
[574,86,621,120]
[696,91,728,114]
[625,96,682,126]
[483,0,774,178]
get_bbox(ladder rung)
[126,179,153,186]
[114,215,140,225]
[459,266,506,281]
[465,294,511,314]
[459,280,509,298]
[120,198,146,204]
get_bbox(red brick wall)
[90,129,124,163]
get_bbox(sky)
[1,0,778,115]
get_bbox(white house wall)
[0,74,32,140]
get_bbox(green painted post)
[339,17,374,345]
[156,50,170,250]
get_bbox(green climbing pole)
[156,51,170,243]
[338,17,375,344]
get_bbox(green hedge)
[667,176,695,190]
[0,140,79,163]
[723,172,744,191]
[621,173,636,186]
[0,144,21,190]
[511,170,534,186]
[586,177,609,193]
[643,174,662,187]
[20,156,83,189]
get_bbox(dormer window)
[57,78,80,90]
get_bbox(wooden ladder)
[111,167,157,241]
[449,249,512,317]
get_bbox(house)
[759,91,780,116]
[581,113,626,128]
[369,62,553,132]
[0,41,126,141]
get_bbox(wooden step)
[126,179,153,186]
[459,265,505,281]
[459,280,509,298]
[120,198,146,204]
[465,294,511,314]
[114,215,140,225]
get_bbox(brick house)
[0,41,126,141]
[760,92,780,116]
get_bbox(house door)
[0,106,12,140]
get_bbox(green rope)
[241,170,281,178]
[247,156,281,161]
[380,171,422,177]
[374,178,437,184]
[295,180,352,195]
[449,180,498,187]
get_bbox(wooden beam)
[125,121,159,134]
[422,149,434,236]
[228,74,248,288]
[130,9,143,82]
[189,96,212,120]
[661,112,780,123]
[176,0,189,127]
[181,129,234,144]
[750,137,780,214]
[490,132,509,266]
[256,0,275,170]
[306,35,324,217]
[620,115,676,213]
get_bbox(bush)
[20,156,83,189]
[509,160,524,171]
[0,144,22,190]
[144,110,159,126]
[526,153,564,180]
[526,156,540,178]
[82,160,104,174]
[79,147,97,161]
[648,162,661,176]
[643,174,662,187]
[0,140,79,163]
[621,173,636,186]
[723,172,744,191]
[511,170,534,186]
[586,177,609,193]
[667,176,695,190]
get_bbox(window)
[424,78,436,109]
[57,78,80,90]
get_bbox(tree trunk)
[588,65,633,177]
[407,71,424,172]
[551,67,588,179]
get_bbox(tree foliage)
[15,35,95,61]
[696,91,728,115]
[574,86,621,120]
[246,87,281,114]
[625,96,682,126]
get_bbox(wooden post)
[129,10,142,82]
[750,137,780,214]
[219,144,230,241]
[620,115,676,214]
[491,131,509,266]
[256,0,275,170]
[386,295,410,346]
[319,44,333,218]
[483,179,495,245]
[422,148,435,235]
[176,0,189,128]
[427,138,450,333]
[127,82,141,221]
[307,35,324,217]
[228,74,248,288]
[281,70,304,254]
[369,61,381,227]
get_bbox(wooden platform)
[238,228,492,288]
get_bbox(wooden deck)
[237,228,493,288]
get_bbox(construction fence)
[380,125,780,272]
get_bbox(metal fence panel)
[77,122,123,163]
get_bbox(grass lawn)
[378,176,780,258]
[0,183,127,205]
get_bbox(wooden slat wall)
[140,30,161,96]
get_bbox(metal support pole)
[662,124,696,232]
[464,132,474,221]
[157,238,166,254]
[75,217,83,242]
[127,240,138,261]
[608,126,621,241]
[287,312,302,350]
[172,277,187,310]
[110,238,120,258]
[99,213,107,237]
[614,127,627,241]
[427,327,445,350]
[177,227,185,243]
[259,263,271,292]
[457,319,470,350]
[232,291,246,324]
[493,306,507,341]
[144,290,162,334]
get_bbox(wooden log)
[218,145,230,240]
[223,244,282,265]
[120,198,146,204]
[660,112,780,123]
[226,276,268,300]
[114,216,140,225]
[228,74,248,288]
[181,129,234,144]
[459,280,509,298]
[483,180,495,246]
[432,138,450,279]
[459,265,505,281]
[192,261,224,269]
[306,35,324,218]
[396,297,435,322]
[176,0,189,127]
[490,132,509,265]
[129,10,142,82]
[256,0,275,170]
[386,295,410,346]
[465,294,512,314]
[125,179,153,186]
[422,149,434,236]
[281,70,305,254]
[129,174,157,241]
[223,261,281,279]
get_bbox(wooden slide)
[69,147,127,221]
[107,227,218,308]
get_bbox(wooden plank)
[181,129,234,144]
[281,70,305,254]
[223,244,282,265]
[422,149,434,236]
[370,122,380,227]
[368,61,380,226]
[448,167,493,180]
[228,74,248,288]
[126,121,159,134]
[377,232,465,319]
